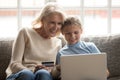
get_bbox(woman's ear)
[80,28,83,34]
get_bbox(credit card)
[42,61,54,67]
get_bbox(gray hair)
[32,2,66,27]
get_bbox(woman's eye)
[74,31,79,34]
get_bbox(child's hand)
[107,69,110,77]
[56,65,61,71]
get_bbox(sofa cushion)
[0,38,13,80]
[82,34,120,78]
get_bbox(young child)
[56,16,101,64]
[51,16,109,80]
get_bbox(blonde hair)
[32,2,66,28]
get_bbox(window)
[0,0,120,37]
[83,0,108,35]
[0,0,17,37]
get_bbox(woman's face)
[42,13,63,38]
[62,25,82,45]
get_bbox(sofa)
[0,34,120,80]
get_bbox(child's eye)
[58,22,63,25]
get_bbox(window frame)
[0,0,120,37]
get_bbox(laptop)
[60,53,107,80]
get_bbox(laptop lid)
[60,53,107,80]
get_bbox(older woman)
[6,2,66,80]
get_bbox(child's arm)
[51,65,61,79]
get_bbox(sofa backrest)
[0,34,120,80]
[0,38,13,80]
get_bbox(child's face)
[62,25,82,45]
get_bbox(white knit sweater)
[6,27,62,77]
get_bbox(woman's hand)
[34,65,54,73]
[34,65,45,73]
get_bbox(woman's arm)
[10,28,28,73]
